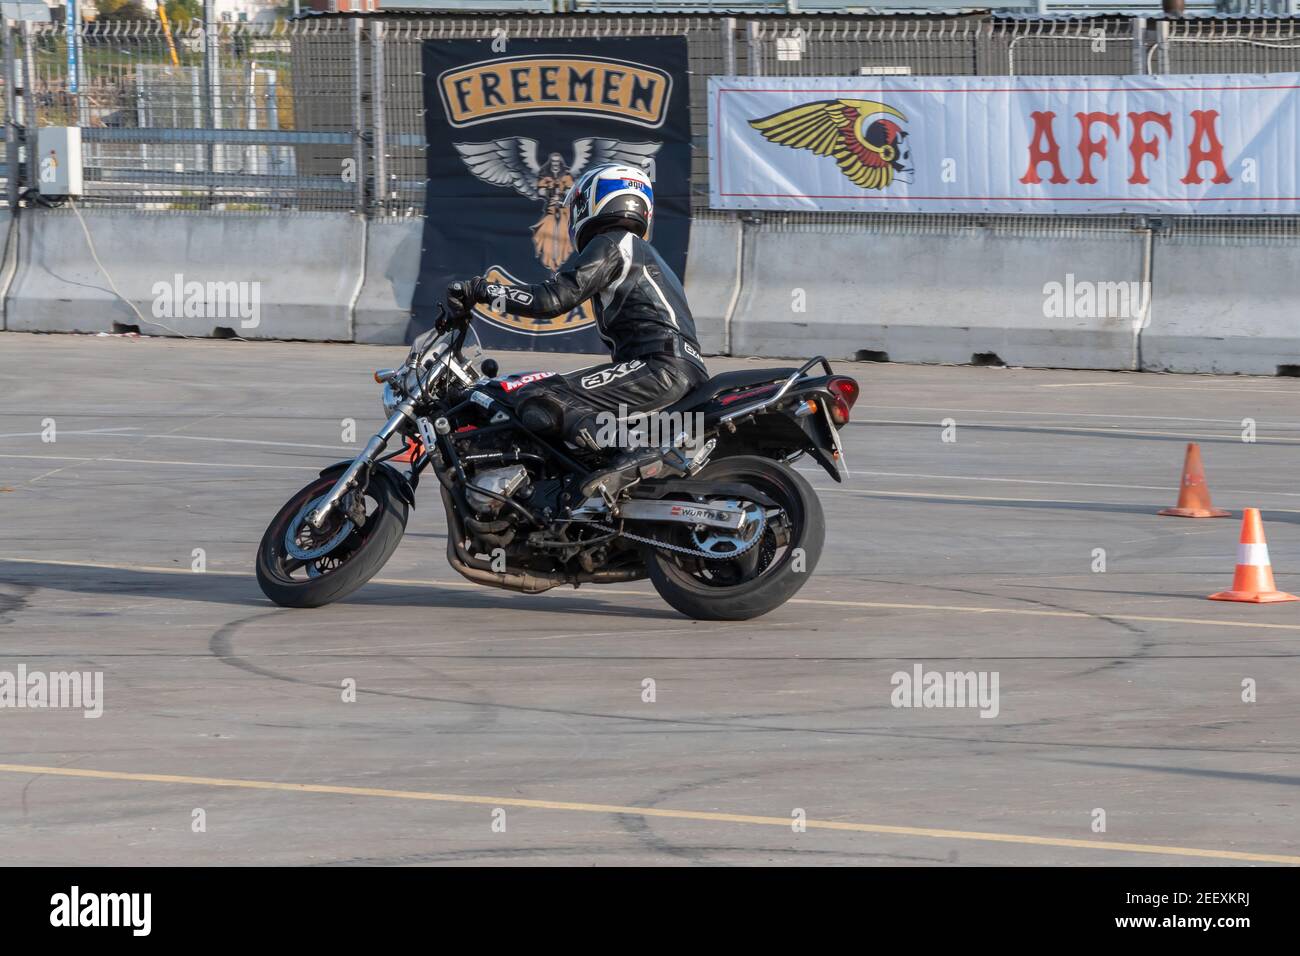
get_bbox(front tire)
[256,471,408,608]
[646,455,825,621]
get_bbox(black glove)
[446,276,487,315]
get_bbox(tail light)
[826,376,860,425]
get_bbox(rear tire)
[646,455,824,621]
[256,471,408,608]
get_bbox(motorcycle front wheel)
[256,471,408,608]
[646,454,825,621]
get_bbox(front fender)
[318,460,417,509]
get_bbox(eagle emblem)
[749,99,911,191]
[453,137,661,270]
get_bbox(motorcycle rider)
[445,162,709,499]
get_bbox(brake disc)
[284,494,355,561]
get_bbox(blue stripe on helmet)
[594,176,652,207]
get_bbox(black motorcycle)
[255,308,859,620]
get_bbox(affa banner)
[411,37,691,352]
[709,73,1300,214]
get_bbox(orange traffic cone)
[1158,442,1229,518]
[391,436,423,463]
[1208,508,1297,603]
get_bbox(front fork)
[306,403,414,530]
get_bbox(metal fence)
[6,13,1300,229]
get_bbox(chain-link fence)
[6,12,1300,230]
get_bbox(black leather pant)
[514,354,709,451]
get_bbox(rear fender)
[710,394,844,483]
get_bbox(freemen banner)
[411,37,691,351]
[709,73,1300,214]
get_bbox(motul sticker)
[501,370,556,392]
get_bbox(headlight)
[403,366,424,397]
[381,381,401,417]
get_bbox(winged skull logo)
[749,99,912,191]
[453,137,662,270]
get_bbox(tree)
[164,0,202,29]
[96,0,151,21]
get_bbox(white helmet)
[564,163,654,252]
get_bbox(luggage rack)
[718,356,835,425]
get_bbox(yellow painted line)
[4,556,1300,631]
[788,598,1300,631]
[0,763,1294,864]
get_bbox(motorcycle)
[255,306,859,620]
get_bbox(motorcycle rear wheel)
[646,455,824,621]
[256,471,408,608]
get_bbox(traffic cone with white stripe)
[1208,508,1298,603]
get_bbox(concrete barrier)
[682,216,742,356]
[352,219,422,346]
[0,207,14,331]
[728,223,1148,370]
[3,208,1298,379]
[1142,233,1300,375]
[5,209,363,340]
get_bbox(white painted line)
[794,468,1300,499]
[866,418,1300,443]
[1039,382,1292,394]
[0,428,141,439]
[0,453,318,471]
[141,434,353,451]
[826,469,1172,493]
[866,403,1300,427]
[810,483,1300,514]
[0,432,353,452]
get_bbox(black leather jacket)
[481,229,704,368]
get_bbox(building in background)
[304,0,380,11]
[5,0,53,20]
[363,2,1299,19]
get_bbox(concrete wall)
[0,207,14,331]
[720,224,1146,371]
[1143,233,1300,376]
[3,208,1298,379]
[5,210,362,341]
[353,219,422,346]
[681,216,741,356]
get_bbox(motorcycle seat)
[666,367,798,413]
